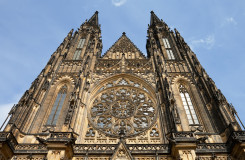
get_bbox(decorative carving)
[127,144,169,153]
[58,60,83,73]
[196,143,228,153]
[165,61,188,73]
[11,157,44,160]
[88,158,110,160]
[15,144,47,151]
[89,85,157,138]
[73,144,117,153]
[196,156,230,160]
[94,59,153,74]
[135,158,155,160]
[103,34,145,59]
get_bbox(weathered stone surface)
[0,11,244,160]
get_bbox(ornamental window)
[88,78,157,138]
[162,38,175,60]
[179,85,199,125]
[46,85,67,125]
[73,38,85,60]
[77,38,86,49]
[166,50,175,60]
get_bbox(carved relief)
[58,60,83,73]
[91,73,156,89]
[83,124,118,144]
[89,87,157,138]
[94,59,153,74]
[1,11,243,160]
[102,34,145,59]
[135,158,155,160]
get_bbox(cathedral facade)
[0,11,245,160]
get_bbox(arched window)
[47,85,67,125]
[73,38,85,60]
[179,84,199,125]
[162,38,175,60]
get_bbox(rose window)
[89,83,157,138]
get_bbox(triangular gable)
[150,11,161,26]
[102,32,146,59]
[88,11,99,26]
[111,140,133,160]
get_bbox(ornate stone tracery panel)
[88,76,157,138]
[91,72,156,89]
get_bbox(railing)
[165,61,188,73]
[58,60,83,73]
[73,144,118,154]
[73,144,169,154]
[47,132,77,143]
[196,143,228,153]
[170,131,196,142]
[127,144,169,154]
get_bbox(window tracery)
[73,38,85,60]
[179,84,199,125]
[83,120,162,144]
[97,78,150,93]
[86,128,95,137]
[150,128,159,137]
[162,38,175,60]
[46,85,67,125]
[89,78,157,138]
[84,123,118,144]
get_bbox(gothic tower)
[0,11,244,160]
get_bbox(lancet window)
[73,38,85,60]
[179,85,199,125]
[46,85,67,125]
[162,38,175,60]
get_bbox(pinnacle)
[150,11,161,26]
[122,32,126,35]
[87,11,99,26]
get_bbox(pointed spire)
[150,11,161,26]
[66,28,74,39]
[88,11,99,26]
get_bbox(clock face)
[88,78,157,138]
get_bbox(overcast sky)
[0,0,245,129]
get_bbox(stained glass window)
[77,38,85,49]
[166,50,175,60]
[73,50,82,60]
[179,85,199,125]
[73,38,85,60]
[89,82,156,138]
[47,85,67,125]
[162,38,175,60]
[162,38,171,48]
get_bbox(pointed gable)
[150,11,161,26]
[111,140,133,160]
[88,11,99,26]
[102,32,146,59]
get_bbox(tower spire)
[88,11,99,26]
[150,11,161,26]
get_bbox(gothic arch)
[172,77,204,131]
[89,73,156,99]
[41,77,74,132]
[53,75,76,85]
[86,73,159,138]
[171,75,193,85]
